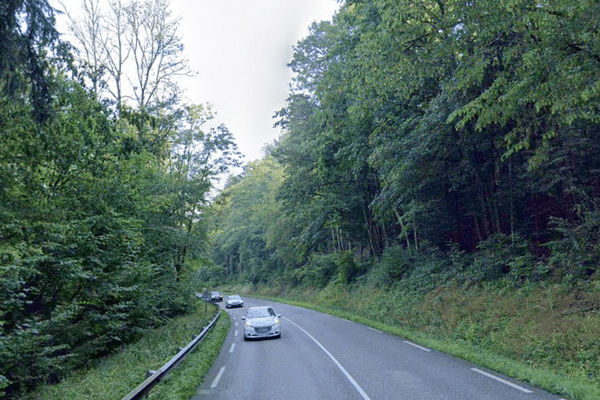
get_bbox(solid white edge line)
[210,367,226,389]
[367,327,382,333]
[285,318,371,400]
[403,340,431,352]
[471,368,534,394]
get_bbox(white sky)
[52,0,341,162]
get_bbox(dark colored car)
[200,290,211,301]
[210,291,223,302]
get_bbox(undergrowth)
[27,301,225,400]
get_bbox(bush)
[335,251,369,284]
[366,244,414,287]
[546,213,600,279]
[467,233,535,283]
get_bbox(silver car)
[241,306,282,340]
[226,294,244,308]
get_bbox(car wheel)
[243,335,249,341]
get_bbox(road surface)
[191,297,566,400]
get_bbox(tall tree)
[124,0,192,114]
[165,104,242,280]
[0,0,67,122]
[65,0,193,116]
[64,0,105,95]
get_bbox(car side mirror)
[241,316,246,320]
[277,314,282,318]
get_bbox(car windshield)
[246,308,273,318]
[229,295,240,300]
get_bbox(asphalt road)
[190,297,567,400]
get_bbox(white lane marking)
[471,368,534,393]
[229,343,235,353]
[210,367,226,389]
[367,327,382,333]
[403,340,431,352]
[235,321,238,327]
[234,329,238,336]
[285,318,371,400]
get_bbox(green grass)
[233,279,600,400]
[147,311,230,400]
[27,301,229,400]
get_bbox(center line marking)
[285,317,371,400]
[210,367,225,389]
[229,343,235,353]
[471,368,534,393]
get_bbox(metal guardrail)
[122,305,221,400]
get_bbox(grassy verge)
[147,310,230,400]
[226,279,600,400]
[27,301,229,400]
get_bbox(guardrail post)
[144,371,156,399]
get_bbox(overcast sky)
[53,0,341,162]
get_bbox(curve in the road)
[284,317,371,400]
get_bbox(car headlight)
[245,321,252,328]
[273,319,280,327]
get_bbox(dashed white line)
[234,329,238,336]
[210,367,225,389]
[403,340,431,352]
[229,343,235,353]
[285,318,371,400]
[471,368,534,393]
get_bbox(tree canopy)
[0,1,240,397]
[210,0,600,287]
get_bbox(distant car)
[241,306,281,340]
[226,294,244,308]
[210,291,223,302]
[199,290,211,301]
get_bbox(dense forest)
[208,0,600,287]
[0,0,240,397]
[2,0,600,398]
